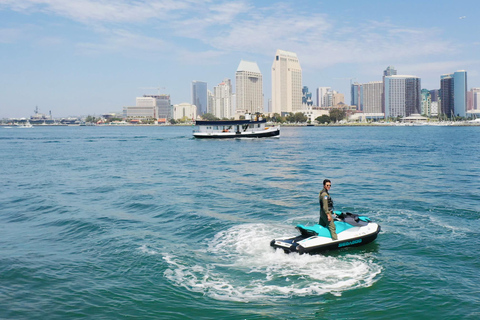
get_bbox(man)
[319,179,338,240]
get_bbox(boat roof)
[195,119,266,126]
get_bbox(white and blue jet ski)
[270,212,381,254]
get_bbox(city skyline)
[1,0,479,118]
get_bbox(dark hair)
[323,179,331,186]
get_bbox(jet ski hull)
[271,214,381,254]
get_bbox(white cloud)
[0,0,463,71]
[1,0,193,23]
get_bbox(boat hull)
[193,128,280,139]
[271,223,381,254]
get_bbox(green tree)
[315,115,330,124]
[202,113,219,121]
[294,112,308,123]
[329,109,346,122]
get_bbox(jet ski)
[270,212,381,254]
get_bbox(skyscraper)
[317,87,331,108]
[440,70,467,118]
[362,81,383,114]
[382,66,397,113]
[213,79,232,119]
[384,75,421,118]
[421,89,432,116]
[235,60,263,114]
[383,66,397,77]
[192,81,207,116]
[272,49,302,115]
[302,86,313,106]
[350,83,362,111]
[472,88,480,110]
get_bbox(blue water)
[1,125,479,319]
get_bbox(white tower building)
[272,49,302,115]
[235,60,263,114]
[213,79,232,119]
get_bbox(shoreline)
[2,121,480,127]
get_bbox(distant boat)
[193,118,280,139]
[17,121,33,128]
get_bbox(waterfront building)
[173,103,197,121]
[382,66,397,113]
[362,81,383,114]
[231,93,237,117]
[207,90,214,114]
[384,75,421,118]
[213,79,233,119]
[123,106,156,119]
[192,81,208,116]
[430,89,440,102]
[316,87,331,108]
[431,101,439,116]
[147,94,171,120]
[421,89,432,116]
[236,60,263,114]
[125,94,172,120]
[272,49,302,115]
[440,70,467,118]
[350,83,362,111]
[472,88,480,110]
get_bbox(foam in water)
[162,223,382,302]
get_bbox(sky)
[1,0,479,118]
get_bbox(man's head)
[323,179,331,190]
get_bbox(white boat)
[17,121,33,128]
[193,119,279,139]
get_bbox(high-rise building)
[192,81,207,116]
[213,79,232,119]
[429,89,440,102]
[384,75,421,118]
[302,86,313,106]
[421,89,432,116]
[235,60,263,114]
[440,70,467,117]
[317,87,331,108]
[151,95,172,119]
[472,88,480,110]
[207,90,214,114]
[351,83,362,111]
[383,66,397,77]
[382,66,397,113]
[272,49,302,115]
[362,81,383,114]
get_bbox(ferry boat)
[193,118,279,139]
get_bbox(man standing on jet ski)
[319,179,338,240]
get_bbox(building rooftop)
[276,49,298,58]
[236,60,261,73]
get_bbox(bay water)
[1,125,479,319]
